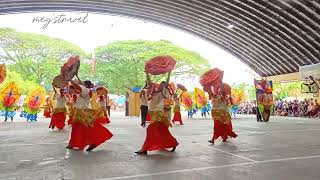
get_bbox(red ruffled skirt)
[212,120,238,141]
[172,112,183,124]
[146,114,151,122]
[95,116,110,125]
[44,110,51,118]
[49,112,66,130]
[68,122,113,150]
[142,122,178,151]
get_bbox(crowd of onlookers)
[238,102,257,115]
[237,98,320,118]
[274,98,320,118]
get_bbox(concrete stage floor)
[0,112,320,180]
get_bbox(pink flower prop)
[145,55,176,75]
[61,56,80,81]
[200,68,224,92]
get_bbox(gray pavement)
[0,112,320,180]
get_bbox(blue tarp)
[130,87,142,93]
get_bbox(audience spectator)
[235,98,319,118]
[273,98,319,118]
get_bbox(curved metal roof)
[1,0,320,77]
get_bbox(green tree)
[94,40,210,94]
[0,28,86,85]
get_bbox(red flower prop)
[3,96,15,107]
[61,56,80,81]
[202,85,212,93]
[145,55,176,75]
[200,68,224,92]
[28,99,40,111]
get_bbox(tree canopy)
[0,28,86,85]
[94,40,210,94]
[0,29,211,95]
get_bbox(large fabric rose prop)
[200,68,224,92]
[145,55,176,75]
[61,56,80,81]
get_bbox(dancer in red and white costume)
[67,80,113,151]
[49,88,67,130]
[135,73,178,155]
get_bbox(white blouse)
[96,99,107,108]
[75,85,90,109]
[149,87,170,111]
[54,93,67,108]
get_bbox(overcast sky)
[0,12,258,87]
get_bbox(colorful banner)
[179,91,193,110]
[254,79,274,122]
[194,87,207,108]
[26,86,46,108]
[0,81,21,104]
[0,81,21,110]
[254,79,273,106]
[231,88,245,105]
